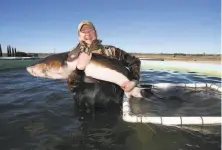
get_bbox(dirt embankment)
[31,52,221,65]
[131,53,221,64]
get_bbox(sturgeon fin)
[67,69,85,91]
[67,44,83,62]
[67,42,92,62]
[67,50,80,62]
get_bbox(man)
[68,20,141,113]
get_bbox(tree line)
[0,44,17,57]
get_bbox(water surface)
[0,68,221,150]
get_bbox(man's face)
[78,24,97,46]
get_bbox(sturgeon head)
[26,52,78,79]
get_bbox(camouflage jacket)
[67,40,141,90]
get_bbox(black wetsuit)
[72,76,124,114]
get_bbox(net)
[123,83,221,126]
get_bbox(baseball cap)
[78,20,96,32]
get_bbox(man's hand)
[76,52,92,70]
[121,80,137,92]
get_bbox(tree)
[12,48,14,56]
[14,48,17,56]
[7,46,9,57]
[0,44,2,57]
[8,45,11,57]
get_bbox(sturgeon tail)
[125,85,164,99]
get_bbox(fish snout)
[26,66,34,75]
[26,66,41,77]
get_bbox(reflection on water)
[0,69,221,150]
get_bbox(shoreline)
[132,53,221,65]
[1,52,221,65]
[139,58,221,65]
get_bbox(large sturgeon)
[26,50,151,98]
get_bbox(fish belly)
[84,63,129,87]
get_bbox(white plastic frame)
[122,83,221,126]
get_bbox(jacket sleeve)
[111,47,141,84]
